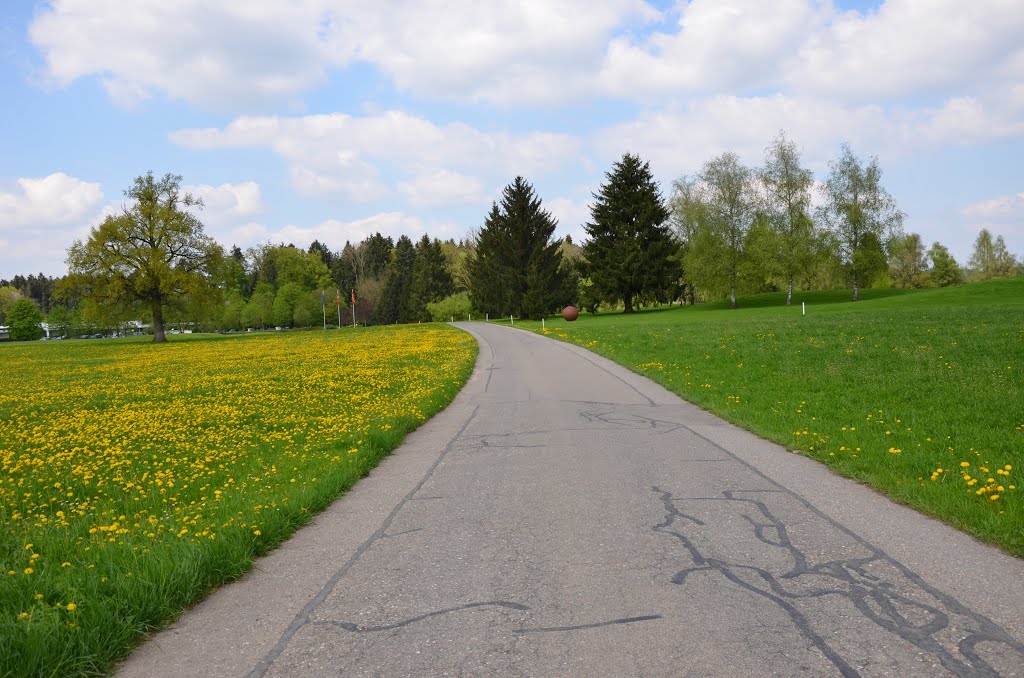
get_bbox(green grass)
[0,325,477,677]
[520,279,1024,556]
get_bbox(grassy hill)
[520,278,1024,556]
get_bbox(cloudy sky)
[2,0,1023,278]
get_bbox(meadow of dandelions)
[0,325,476,677]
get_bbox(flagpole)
[321,290,326,330]
[336,289,341,328]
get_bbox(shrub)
[426,291,472,322]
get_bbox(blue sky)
[2,0,1023,277]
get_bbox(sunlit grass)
[522,278,1024,557]
[0,326,476,677]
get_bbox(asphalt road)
[119,322,1024,677]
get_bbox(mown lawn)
[520,278,1024,557]
[0,325,476,677]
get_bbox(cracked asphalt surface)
[119,322,1024,677]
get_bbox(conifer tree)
[468,177,566,319]
[407,235,454,321]
[584,153,677,313]
[377,235,417,324]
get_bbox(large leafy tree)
[584,153,677,313]
[66,173,223,342]
[408,235,454,322]
[469,177,566,319]
[684,152,757,309]
[819,144,903,301]
[760,132,817,305]
[7,298,43,341]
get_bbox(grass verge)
[519,279,1024,557]
[0,325,476,677]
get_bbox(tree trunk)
[623,293,634,314]
[730,286,737,309]
[152,301,167,343]
[786,275,794,305]
[852,277,860,302]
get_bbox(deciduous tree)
[968,229,1018,281]
[66,172,223,342]
[698,152,756,309]
[819,144,903,301]
[760,132,817,304]
[888,233,930,288]
[0,286,23,325]
[7,298,43,341]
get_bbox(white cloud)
[547,196,595,245]
[29,0,1024,113]
[29,0,657,109]
[29,0,334,110]
[333,0,657,104]
[397,170,485,207]
[0,173,106,277]
[171,111,581,203]
[600,0,824,98]
[962,192,1024,219]
[792,1,1024,101]
[595,96,887,179]
[596,92,1024,184]
[183,181,265,220]
[0,173,103,228]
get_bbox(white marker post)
[542,318,545,330]
[802,302,806,316]
[510,315,514,326]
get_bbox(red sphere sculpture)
[562,305,579,321]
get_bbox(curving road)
[120,322,1024,677]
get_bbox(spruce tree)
[377,235,417,324]
[469,177,565,319]
[407,235,454,322]
[584,153,677,313]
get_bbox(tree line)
[3,137,1022,342]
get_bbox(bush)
[8,298,44,341]
[426,292,472,322]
